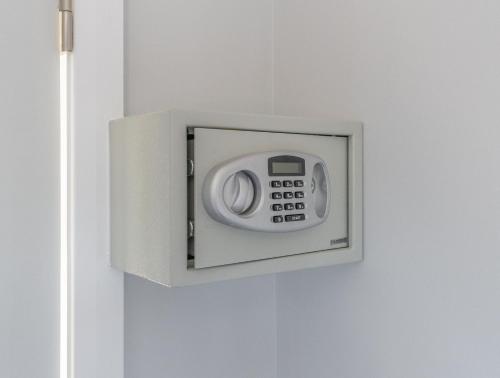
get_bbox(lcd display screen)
[271,162,303,175]
[268,155,305,176]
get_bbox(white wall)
[124,1,276,378]
[0,1,59,377]
[125,1,500,377]
[274,1,500,377]
[72,1,124,377]
[126,276,276,378]
[125,0,273,115]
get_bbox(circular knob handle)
[223,171,255,214]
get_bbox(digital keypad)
[269,179,306,223]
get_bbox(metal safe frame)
[110,110,363,286]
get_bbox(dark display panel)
[268,155,305,176]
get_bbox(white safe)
[110,110,363,286]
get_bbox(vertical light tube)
[59,3,73,377]
[59,51,71,378]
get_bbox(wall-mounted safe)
[110,110,363,286]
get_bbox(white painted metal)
[71,1,124,377]
[193,128,347,268]
[110,110,363,286]
[0,1,59,377]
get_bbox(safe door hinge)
[188,220,194,238]
[59,0,73,52]
[187,159,194,176]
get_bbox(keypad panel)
[269,179,306,223]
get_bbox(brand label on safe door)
[202,151,330,232]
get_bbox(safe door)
[189,127,348,269]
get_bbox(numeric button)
[285,214,306,222]
[294,180,304,187]
[295,191,304,199]
[272,192,282,200]
[284,192,293,199]
[272,215,284,223]
[284,203,294,211]
[295,202,305,210]
[272,204,283,211]
[283,180,293,188]
[271,180,281,188]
